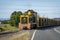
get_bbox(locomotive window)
[29,16,36,23]
[21,17,28,24]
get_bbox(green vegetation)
[10,11,22,27]
[0,24,19,31]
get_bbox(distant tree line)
[0,20,9,24]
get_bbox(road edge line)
[31,30,37,40]
[54,28,60,34]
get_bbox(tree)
[10,11,22,27]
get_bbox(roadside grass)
[0,24,30,40]
[0,24,19,31]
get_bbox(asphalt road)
[29,26,60,40]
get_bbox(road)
[29,26,60,40]
[0,26,60,40]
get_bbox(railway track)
[0,30,19,35]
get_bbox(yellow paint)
[28,11,31,15]
[20,15,29,26]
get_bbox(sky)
[0,0,60,19]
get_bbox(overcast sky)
[0,0,60,18]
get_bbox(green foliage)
[0,24,19,31]
[10,11,22,27]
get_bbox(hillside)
[54,18,60,21]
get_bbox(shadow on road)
[34,26,60,30]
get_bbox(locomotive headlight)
[28,11,31,15]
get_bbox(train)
[19,10,60,29]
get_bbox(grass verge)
[0,24,19,32]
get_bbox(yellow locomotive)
[19,10,60,29]
[19,11,37,29]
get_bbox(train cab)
[19,15,31,29]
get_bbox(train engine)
[19,11,37,29]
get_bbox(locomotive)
[19,10,60,29]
